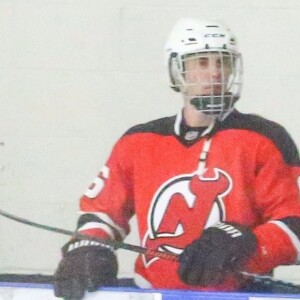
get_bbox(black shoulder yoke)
[218,111,300,166]
[124,115,177,136]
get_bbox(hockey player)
[54,18,300,299]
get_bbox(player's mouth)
[201,85,224,95]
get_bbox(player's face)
[183,52,233,97]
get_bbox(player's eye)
[215,59,222,68]
[198,57,209,67]
[222,55,233,69]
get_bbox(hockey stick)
[0,208,176,261]
[1,207,300,293]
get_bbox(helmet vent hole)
[188,38,196,42]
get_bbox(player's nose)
[209,64,222,81]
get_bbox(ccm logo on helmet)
[204,33,226,38]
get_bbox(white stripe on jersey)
[77,221,115,240]
[78,211,127,240]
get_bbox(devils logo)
[142,167,232,267]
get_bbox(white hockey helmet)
[165,18,243,119]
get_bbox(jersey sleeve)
[77,135,135,242]
[245,130,300,274]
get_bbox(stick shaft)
[1,208,300,293]
[0,208,177,261]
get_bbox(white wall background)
[0,0,300,284]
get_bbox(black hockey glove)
[178,222,257,286]
[53,238,118,300]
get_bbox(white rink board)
[0,284,300,300]
[0,286,161,300]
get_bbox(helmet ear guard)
[168,52,184,93]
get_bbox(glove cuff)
[213,222,245,238]
[62,238,114,256]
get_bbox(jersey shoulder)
[123,115,176,136]
[221,111,300,165]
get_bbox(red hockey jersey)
[78,110,300,291]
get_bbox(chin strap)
[190,95,239,120]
